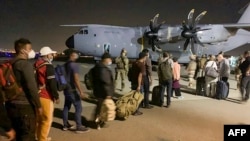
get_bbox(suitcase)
[215,80,229,100]
[151,85,162,106]
[196,77,206,96]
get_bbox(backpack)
[0,61,23,102]
[54,64,68,91]
[97,99,116,122]
[158,60,173,81]
[84,67,94,90]
[116,90,144,119]
[34,62,50,89]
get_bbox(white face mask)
[26,50,36,59]
[47,56,53,63]
[107,61,112,66]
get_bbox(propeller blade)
[149,19,154,31]
[190,38,195,53]
[152,39,155,51]
[194,11,207,28]
[188,9,195,28]
[150,14,160,31]
[184,39,190,51]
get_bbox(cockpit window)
[79,30,83,34]
[84,30,88,34]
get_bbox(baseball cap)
[40,46,57,56]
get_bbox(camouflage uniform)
[115,53,129,91]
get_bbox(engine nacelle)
[196,25,230,43]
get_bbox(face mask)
[47,56,53,63]
[25,50,36,59]
[107,61,112,66]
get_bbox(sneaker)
[132,111,143,116]
[62,124,75,131]
[177,96,184,99]
[143,105,154,109]
[75,126,90,133]
[96,121,109,130]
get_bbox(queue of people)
[0,37,249,141]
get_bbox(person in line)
[217,53,230,83]
[199,54,208,77]
[114,48,129,91]
[239,50,250,102]
[158,52,174,108]
[172,57,183,99]
[5,38,42,140]
[204,55,218,97]
[194,56,201,79]
[141,49,153,109]
[235,55,244,90]
[62,50,90,133]
[92,53,115,129]
[130,52,148,115]
[34,46,60,141]
[186,55,197,88]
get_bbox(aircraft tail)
[238,2,250,23]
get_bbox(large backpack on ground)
[98,99,116,122]
[0,61,23,102]
[196,76,206,96]
[151,85,162,106]
[84,67,94,90]
[116,91,144,119]
[158,60,172,81]
[215,80,229,100]
[55,64,68,91]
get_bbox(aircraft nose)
[66,35,74,48]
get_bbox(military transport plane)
[62,4,250,63]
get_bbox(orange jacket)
[173,62,181,80]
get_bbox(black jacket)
[10,59,41,108]
[93,63,114,99]
[239,56,250,78]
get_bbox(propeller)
[145,14,165,51]
[181,9,210,52]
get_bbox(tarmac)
[1,60,250,141]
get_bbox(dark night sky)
[0,0,249,52]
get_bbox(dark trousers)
[63,91,83,128]
[142,75,150,107]
[160,79,173,106]
[221,77,228,83]
[241,76,250,100]
[94,98,104,120]
[5,103,36,141]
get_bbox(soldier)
[114,48,129,91]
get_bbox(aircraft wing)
[60,24,88,27]
[223,23,250,30]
